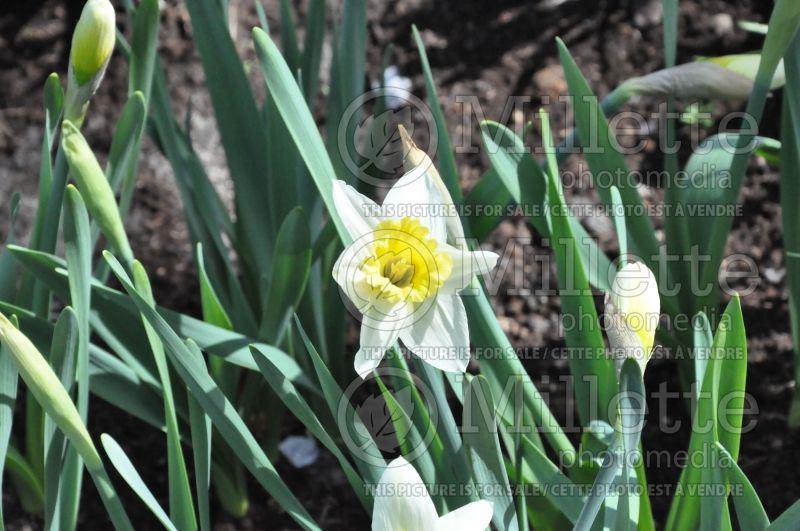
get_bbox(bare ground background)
[1,0,798,529]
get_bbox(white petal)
[332,248,372,313]
[333,179,380,240]
[400,294,470,373]
[436,500,494,531]
[441,247,500,294]
[372,457,439,531]
[354,304,411,379]
[382,164,447,242]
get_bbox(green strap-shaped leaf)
[0,193,20,303]
[293,317,384,487]
[57,186,94,530]
[278,0,301,73]
[104,252,320,531]
[0,301,170,436]
[463,375,518,530]
[660,0,680,294]
[574,359,645,530]
[667,296,747,531]
[541,111,616,425]
[556,38,660,277]
[461,167,512,243]
[5,446,43,516]
[461,285,575,462]
[24,73,64,315]
[259,207,312,342]
[301,0,325,102]
[412,357,474,509]
[43,309,78,530]
[781,33,800,428]
[0,320,20,530]
[7,246,312,388]
[518,434,584,523]
[692,312,713,402]
[411,25,461,200]
[480,120,613,291]
[768,499,800,530]
[104,91,147,230]
[184,0,273,274]
[196,243,238,402]
[132,263,197,531]
[715,442,769,531]
[696,0,800,325]
[101,434,178,531]
[714,296,748,460]
[197,244,233,331]
[129,0,159,101]
[250,345,368,509]
[252,28,347,240]
[187,377,212,531]
[63,187,92,417]
[676,134,775,323]
[610,186,627,260]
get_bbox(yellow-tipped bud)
[70,0,116,86]
[620,53,785,102]
[0,312,102,471]
[606,262,660,375]
[705,54,786,90]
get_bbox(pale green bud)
[0,312,103,472]
[70,0,116,86]
[62,121,134,266]
[64,0,116,126]
[705,54,786,90]
[620,53,785,102]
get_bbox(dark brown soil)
[1,0,798,529]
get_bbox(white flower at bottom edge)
[332,168,499,379]
[372,456,493,531]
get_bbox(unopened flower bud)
[70,0,116,85]
[0,312,103,472]
[619,53,785,102]
[62,121,134,266]
[64,0,116,125]
[606,262,660,375]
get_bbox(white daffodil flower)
[332,165,499,378]
[605,261,660,375]
[372,456,493,531]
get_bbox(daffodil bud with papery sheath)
[62,121,134,266]
[605,261,660,376]
[0,312,103,472]
[64,0,116,125]
[616,53,785,103]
